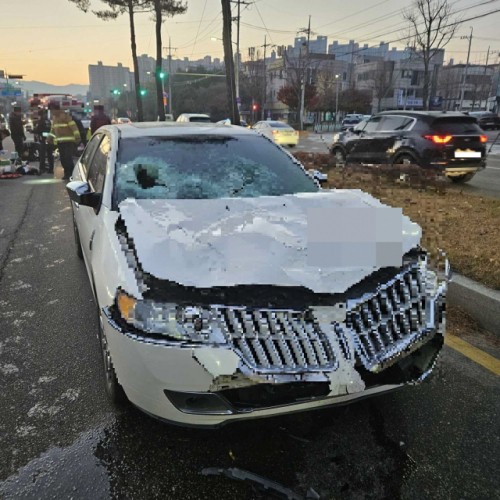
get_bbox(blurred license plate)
[282,131,292,135]
[455,150,481,158]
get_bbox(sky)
[2,0,500,86]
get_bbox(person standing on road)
[90,105,111,135]
[8,107,25,157]
[47,103,81,180]
[34,109,54,174]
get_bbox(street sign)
[236,97,241,104]
[162,91,168,98]
[1,89,21,97]
[126,110,132,118]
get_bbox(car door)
[346,116,383,163]
[78,134,110,266]
[366,115,415,163]
[72,134,102,238]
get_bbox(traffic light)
[252,104,258,111]
[140,89,147,96]
[159,72,165,79]
[111,89,121,95]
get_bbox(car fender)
[91,206,143,312]
[330,143,348,156]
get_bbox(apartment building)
[88,62,134,100]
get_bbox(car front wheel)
[97,309,127,406]
[450,172,476,183]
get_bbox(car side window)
[80,134,102,176]
[362,116,383,133]
[379,115,414,131]
[253,123,261,129]
[87,135,110,193]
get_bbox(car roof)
[178,113,210,118]
[102,121,257,139]
[377,110,473,121]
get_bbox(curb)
[448,274,500,336]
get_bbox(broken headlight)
[115,290,223,342]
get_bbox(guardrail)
[313,123,341,133]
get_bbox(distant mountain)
[21,80,89,97]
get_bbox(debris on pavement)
[201,467,320,500]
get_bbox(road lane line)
[486,166,500,170]
[445,335,500,376]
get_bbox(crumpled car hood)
[118,190,422,294]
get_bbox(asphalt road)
[293,129,500,199]
[0,172,499,500]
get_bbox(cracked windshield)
[1,1,500,499]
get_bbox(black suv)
[330,111,487,183]
[468,111,500,130]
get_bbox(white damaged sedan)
[67,122,449,427]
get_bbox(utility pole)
[262,36,270,121]
[459,27,473,111]
[231,1,250,113]
[299,16,311,131]
[163,38,177,116]
[221,0,240,125]
[168,38,173,115]
[335,74,340,130]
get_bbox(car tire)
[73,215,84,260]
[97,307,127,406]
[393,154,420,184]
[331,148,346,165]
[450,172,476,183]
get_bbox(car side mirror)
[66,181,101,208]
[308,169,328,187]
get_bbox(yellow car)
[251,120,299,147]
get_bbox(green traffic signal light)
[159,72,165,79]
[111,89,120,95]
[140,89,147,96]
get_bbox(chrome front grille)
[346,266,428,369]
[212,307,338,373]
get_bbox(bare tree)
[69,0,149,121]
[403,0,461,110]
[468,73,492,111]
[368,62,394,113]
[146,0,187,121]
[281,49,323,123]
[438,67,461,110]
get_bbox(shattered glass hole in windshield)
[114,136,317,203]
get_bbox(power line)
[190,0,208,59]
[253,0,274,44]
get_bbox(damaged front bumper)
[102,261,448,427]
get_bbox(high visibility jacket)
[47,111,81,145]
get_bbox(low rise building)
[355,49,444,112]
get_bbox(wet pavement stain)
[1,395,415,500]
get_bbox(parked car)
[468,111,500,130]
[66,122,448,427]
[252,120,299,147]
[117,117,132,124]
[176,113,211,123]
[216,119,249,127]
[330,111,487,183]
[341,114,363,131]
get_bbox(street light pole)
[459,27,473,111]
[168,37,173,115]
[335,74,340,130]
